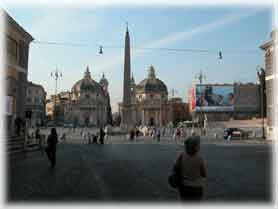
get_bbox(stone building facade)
[3,10,33,136]
[119,27,189,128]
[46,66,112,127]
[260,30,277,140]
[25,82,46,127]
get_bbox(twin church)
[49,26,187,127]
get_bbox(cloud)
[29,9,98,41]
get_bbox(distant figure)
[93,134,98,144]
[191,128,195,136]
[82,131,87,144]
[105,124,112,144]
[152,128,156,140]
[129,128,135,141]
[162,127,166,137]
[182,128,187,139]
[135,128,140,139]
[35,128,41,144]
[87,132,92,144]
[176,128,181,139]
[99,127,105,144]
[45,128,58,168]
[15,117,22,136]
[61,132,66,142]
[35,128,43,153]
[172,136,207,201]
[156,128,161,142]
[173,128,177,143]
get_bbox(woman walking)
[45,128,58,168]
[172,136,207,201]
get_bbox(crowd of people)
[128,125,196,143]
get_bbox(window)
[18,41,29,69]
[6,36,18,61]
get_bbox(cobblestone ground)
[6,134,273,204]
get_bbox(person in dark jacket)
[99,127,105,144]
[15,117,22,136]
[45,128,58,168]
[35,128,41,144]
[172,136,207,201]
[129,128,135,141]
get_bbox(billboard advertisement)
[190,86,196,111]
[195,84,234,112]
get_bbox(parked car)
[224,128,249,140]
[47,122,54,128]
[63,124,73,128]
[56,122,64,127]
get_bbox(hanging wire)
[32,40,260,55]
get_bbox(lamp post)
[257,66,266,139]
[195,70,206,133]
[51,67,62,125]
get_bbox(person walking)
[14,117,22,136]
[82,131,87,144]
[173,128,177,143]
[162,127,166,137]
[156,127,161,142]
[35,127,44,153]
[152,127,156,140]
[93,134,98,143]
[105,124,112,144]
[60,132,66,142]
[35,127,41,144]
[87,132,91,144]
[135,127,140,141]
[129,128,135,141]
[176,128,181,143]
[45,128,58,168]
[99,127,105,144]
[171,136,207,201]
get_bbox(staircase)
[6,135,25,155]
[6,135,40,156]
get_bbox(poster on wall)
[195,84,234,112]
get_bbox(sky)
[2,3,274,112]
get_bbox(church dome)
[71,66,104,95]
[137,65,168,94]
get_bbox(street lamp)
[51,67,62,125]
[257,66,266,139]
[195,70,206,133]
